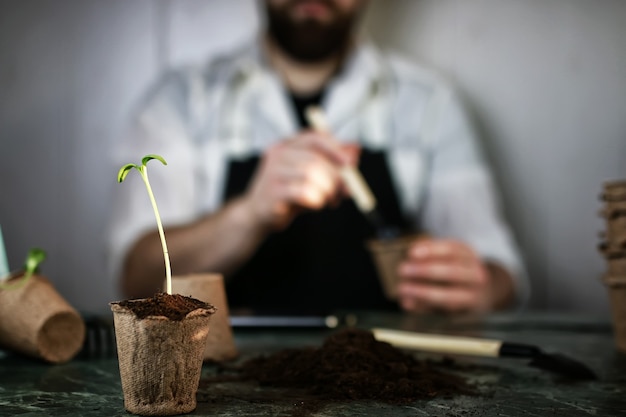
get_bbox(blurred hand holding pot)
[366,234,423,300]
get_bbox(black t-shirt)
[289,89,325,128]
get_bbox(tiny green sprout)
[0,248,47,290]
[117,154,172,295]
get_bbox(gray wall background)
[1,0,624,315]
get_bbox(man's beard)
[266,1,359,63]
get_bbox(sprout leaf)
[142,154,167,167]
[118,164,138,183]
[24,248,46,275]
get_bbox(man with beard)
[108,0,528,314]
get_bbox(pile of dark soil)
[239,328,475,404]
[117,292,213,321]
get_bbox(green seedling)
[0,248,47,290]
[117,154,172,295]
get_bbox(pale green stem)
[140,166,172,295]
[0,269,34,290]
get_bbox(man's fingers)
[395,238,493,314]
[247,132,354,228]
[340,143,361,166]
[397,283,482,314]
[274,181,322,209]
[299,155,340,198]
[396,257,492,313]
[398,260,488,287]
[408,239,476,262]
[398,296,430,314]
[296,131,350,165]
[269,147,342,207]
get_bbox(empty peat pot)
[603,275,626,353]
[168,273,238,362]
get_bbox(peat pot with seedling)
[111,154,216,416]
[0,248,85,364]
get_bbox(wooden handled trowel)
[372,328,597,381]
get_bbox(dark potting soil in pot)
[117,292,213,321]
[231,328,476,404]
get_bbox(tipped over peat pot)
[0,273,85,363]
[110,293,216,416]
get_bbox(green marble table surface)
[1,312,625,416]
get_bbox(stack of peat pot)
[599,180,626,352]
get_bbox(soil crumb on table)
[240,328,475,404]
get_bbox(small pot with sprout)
[0,248,86,363]
[110,154,216,416]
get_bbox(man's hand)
[241,131,357,231]
[397,238,515,314]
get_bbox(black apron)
[223,148,411,313]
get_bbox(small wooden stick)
[305,106,377,213]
